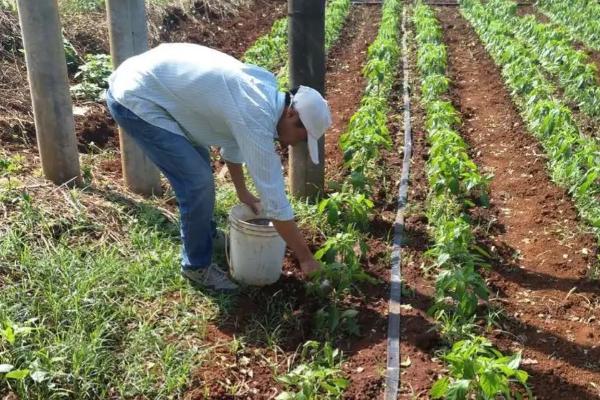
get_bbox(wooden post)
[16,0,81,186]
[288,0,326,199]
[106,0,162,196]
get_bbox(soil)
[324,5,382,183]
[437,6,600,399]
[74,103,119,152]
[186,5,397,399]
[158,0,286,60]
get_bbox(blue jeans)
[107,91,216,270]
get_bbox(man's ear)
[285,107,299,119]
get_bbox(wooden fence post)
[288,0,326,199]
[16,0,81,186]
[106,0,162,196]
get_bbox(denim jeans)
[106,91,216,270]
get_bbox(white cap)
[289,85,332,165]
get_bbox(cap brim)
[307,133,319,165]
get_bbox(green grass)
[0,148,324,398]
[0,172,236,398]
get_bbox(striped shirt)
[108,43,293,221]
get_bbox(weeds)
[276,341,348,400]
[70,53,112,101]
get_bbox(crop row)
[273,0,402,397]
[310,0,402,333]
[339,0,401,194]
[242,0,352,89]
[487,0,600,122]
[536,0,600,52]
[277,0,351,89]
[412,3,531,398]
[461,0,600,263]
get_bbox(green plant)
[339,0,401,185]
[59,0,105,13]
[486,0,600,121]
[536,0,600,52]
[317,191,374,231]
[0,154,24,177]
[315,231,365,265]
[276,341,348,400]
[313,305,360,338]
[431,337,531,400]
[430,264,489,323]
[63,36,81,73]
[71,53,112,100]
[0,0,16,12]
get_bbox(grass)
[0,148,323,398]
[0,155,226,398]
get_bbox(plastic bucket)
[227,204,286,286]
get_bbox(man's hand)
[299,258,321,277]
[238,189,261,214]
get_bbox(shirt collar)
[274,91,286,139]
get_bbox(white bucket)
[227,204,286,286]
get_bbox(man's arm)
[225,161,319,276]
[226,161,260,214]
[271,219,320,276]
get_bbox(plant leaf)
[5,369,29,380]
[430,377,450,398]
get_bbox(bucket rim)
[229,204,279,234]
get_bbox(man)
[107,43,331,292]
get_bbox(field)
[0,0,599,399]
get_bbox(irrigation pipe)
[384,6,412,400]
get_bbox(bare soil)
[158,0,286,60]
[324,5,382,183]
[437,7,600,399]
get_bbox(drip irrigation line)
[384,5,412,400]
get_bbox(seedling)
[431,336,531,400]
[276,341,348,400]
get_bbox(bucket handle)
[224,230,232,272]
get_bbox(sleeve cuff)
[220,146,244,164]
[263,202,294,221]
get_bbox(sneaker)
[181,263,238,293]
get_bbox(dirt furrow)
[437,6,600,399]
[324,5,382,183]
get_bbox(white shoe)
[181,263,238,293]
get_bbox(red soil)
[324,5,382,183]
[158,0,286,60]
[438,7,600,399]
